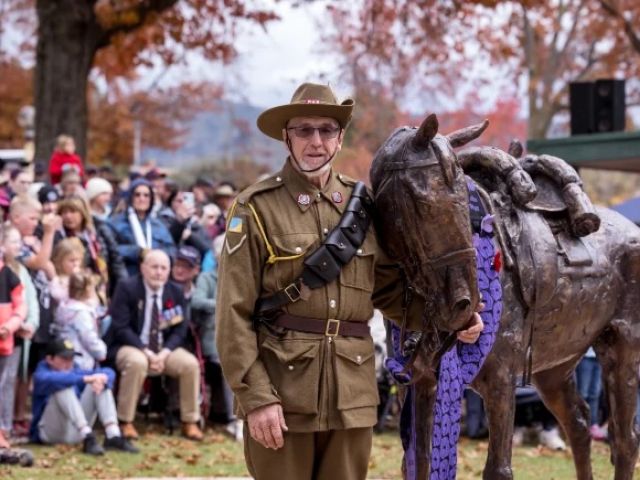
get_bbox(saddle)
[475,156,606,311]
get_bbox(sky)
[166,0,349,109]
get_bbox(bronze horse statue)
[370,113,640,480]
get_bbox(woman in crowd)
[55,197,126,300]
[108,179,176,275]
[85,177,113,221]
[157,189,209,257]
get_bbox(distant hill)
[142,101,286,171]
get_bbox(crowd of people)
[0,133,238,456]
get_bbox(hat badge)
[303,99,321,104]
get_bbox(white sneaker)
[538,427,566,451]
[512,426,526,447]
[225,420,243,442]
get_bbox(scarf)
[128,207,152,249]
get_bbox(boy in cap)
[31,339,138,455]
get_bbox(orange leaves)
[0,59,33,148]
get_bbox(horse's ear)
[413,113,439,149]
[508,139,523,158]
[446,119,489,148]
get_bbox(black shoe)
[103,435,139,453]
[82,433,105,456]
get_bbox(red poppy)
[164,299,175,309]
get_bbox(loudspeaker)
[593,79,625,133]
[569,79,625,135]
[570,82,594,135]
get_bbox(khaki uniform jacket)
[216,160,422,433]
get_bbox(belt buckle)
[325,319,340,337]
[284,283,301,302]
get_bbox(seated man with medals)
[105,249,203,441]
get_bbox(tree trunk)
[35,0,102,165]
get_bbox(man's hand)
[42,213,62,234]
[247,403,288,450]
[144,349,161,374]
[153,349,171,373]
[84,373,108,394]
[0,326,10,340]
[457,302,485,344]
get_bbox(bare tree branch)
[598,0,640,54]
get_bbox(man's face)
[141,252,170,290]
[42,201,58,215]
[61,177,81,197]
[10,172,33,196]
[10,208,40,236]
[131,185,152,215]
[172,259,199,285]
[283,116,343,175]
[46,354,74,371]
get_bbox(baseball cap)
[176,245,201,268]
[37,184,61,204]
[46,338,80,359]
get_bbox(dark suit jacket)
[105,275,188,363]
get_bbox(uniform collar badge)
[297,193,311,206]
[332,191,343,203]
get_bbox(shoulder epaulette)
[236,173,285,206]
[336,173,358,187]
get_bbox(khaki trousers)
[244,427,372,480]
[115,346,200,423]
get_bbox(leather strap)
[273,313,370,338]
[255,280,305,314]
[254,181,372,316]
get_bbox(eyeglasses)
[286,125,341,140]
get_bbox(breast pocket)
[260,335,321,414]
[339,249,375,316]
[271,233,318,290]
[333,337,379,410]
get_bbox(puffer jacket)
[53,299,106,370]
[106,179,176,275]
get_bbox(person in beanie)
[85,178,113,221]
[215,83,484,479]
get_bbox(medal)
[298,194,311,205]
[332,191,343,203]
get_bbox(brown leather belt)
[273,314,370,338]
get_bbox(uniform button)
[357,248,363,255]
[327,337,333,344]
[288,365,294,371]
[356,355,362,364]
[295,247,302,254]
[338,174,343,180]
[316,193,321,199]
[276,176,282,182]
[323,228,329,235]
[329,299,336,308]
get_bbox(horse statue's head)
[370,114,535,333]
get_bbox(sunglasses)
[287,125,341,140]
[133,191,151,198]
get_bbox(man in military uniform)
[216,83,483,479]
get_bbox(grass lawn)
[0,425,629,479]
